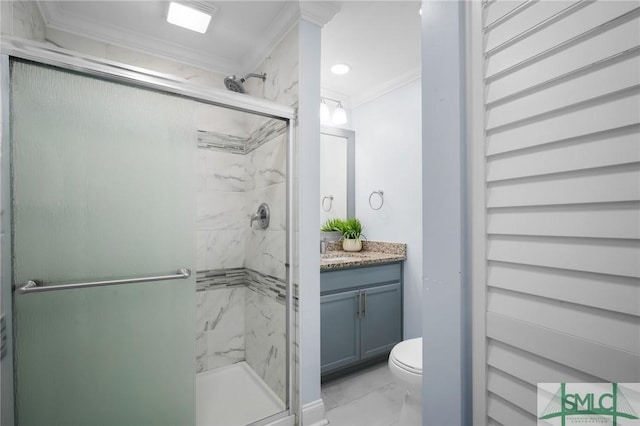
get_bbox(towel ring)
[369,190,384,210]
[322,195,334,212]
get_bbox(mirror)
[320,126,355,224]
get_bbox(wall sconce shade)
[320,97,348,125]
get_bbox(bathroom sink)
[324,256,358,262]
[321,253,361,262]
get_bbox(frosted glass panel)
[11,61,196,426]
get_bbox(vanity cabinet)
[320,263,403,376]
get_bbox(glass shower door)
[10,60,196,426]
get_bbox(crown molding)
[239,1,299,74]
[36,1,306,77]
[299,1,341,28]
[351,66,421,108]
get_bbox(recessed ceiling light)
[331,64,350,75]
[167,2,213,34]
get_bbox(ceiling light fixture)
[330,64,350,75]
[167,1,214,34]
[320,97,348,125]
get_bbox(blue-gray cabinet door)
[360,282,402,360]
[321,289,361,374]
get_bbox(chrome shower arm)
[242,73,266,82]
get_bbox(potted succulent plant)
[341,218,364,252]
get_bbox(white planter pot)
[343,238,362,252]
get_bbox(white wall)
[352,78,423,339]
[297,18,322,408]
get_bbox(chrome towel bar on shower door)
[16,268,191,294]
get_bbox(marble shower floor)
[322,362,405,426]
[196,361,284,426]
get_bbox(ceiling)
[36,1,421,107]
[321,1,421,107]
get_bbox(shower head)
[224,75,245,93]
[224,73,266,94]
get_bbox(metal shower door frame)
[0,36,297,426]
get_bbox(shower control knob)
[250,203,270,229]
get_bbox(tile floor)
[321,362,405,426]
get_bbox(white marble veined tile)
[104,44,226,90]
[197,191,245,231]
[245,136,286,191]
[203,230,246,270]
[195,230,208,271]
[245,24,299,106]
[197,150,245,193]
[244,230,286,281]
[195,102,250,138]
[9,1,46,41]
[196,330,207,373]
[196,287,246,371]
[206,329,245,370]
[325,383,403,426]
[196,287,245,333]
[322,363,395,406]
[248,182,287,232]
[245,288,287,403]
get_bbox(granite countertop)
[320,240,407,271]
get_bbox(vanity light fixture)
[320,97,348,125]
[320,99,331,122]
[332,103,348,125]
[167,1,215,34]
[330,63,350,75]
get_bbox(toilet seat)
[389,337,422,375]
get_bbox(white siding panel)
[486,1,639,77]
[486,127,640,180]
[486,55,640,130]
[486,203,640,239]
[487,340,603,385]
[484,0,530,28]
[487,235,640,277]
[486,91,640,155]
[487,367,537,415]
[486,164,640,207]
[487,313,640,381]
[485,1,576,52]
[487,261,640,316]
[487,393,536,426]
[486,16,640,103]
[487,287,640,353]
[477,1,640,422]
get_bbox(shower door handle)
[16,268,191,294]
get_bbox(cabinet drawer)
[321,262,402,293]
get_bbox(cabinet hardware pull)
[362,292,367,317]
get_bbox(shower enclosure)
[2,40,295,426]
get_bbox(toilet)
[388,337,422,426]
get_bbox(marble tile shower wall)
[0,1,46,42]
[195,110,288,402]
[196,148,246,272]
